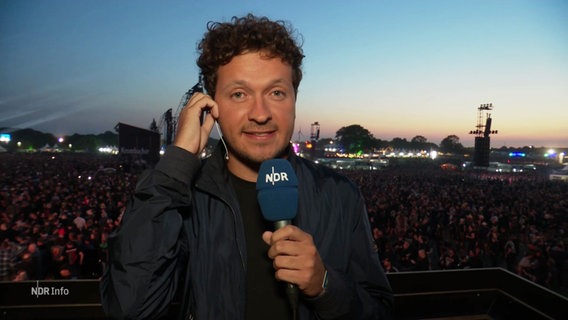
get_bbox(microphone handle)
[273,219,299,318]
[286,282,299,319]
[274,219,292,230]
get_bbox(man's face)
[215,51,296,169]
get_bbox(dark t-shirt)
[229,173,290,320]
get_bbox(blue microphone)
[257,159,298,229]
[256,159,299,317]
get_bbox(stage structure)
[156,81,204,149]
[469,103,498,167]
[309,122,320,158]
[157,108,174,146]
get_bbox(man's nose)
[248,96,271,123]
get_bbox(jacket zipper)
[195,184,246,271]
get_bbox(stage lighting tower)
[469,103,498,167]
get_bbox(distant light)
[430,151,438,160]
[509,152,526,158]
[292,143,300,154]
[98,146,118,154]
[545,149,557,158]
[0,134,11,143]
[58,137,64,143]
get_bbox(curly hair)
[197,14,304,98]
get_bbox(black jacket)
[100,144,393,319]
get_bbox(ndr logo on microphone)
[265,166,290,185]
[31,281,70,298]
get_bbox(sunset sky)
[1,0,567,147]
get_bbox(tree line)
[2,125,554,156]
[332,124,465,154]
[0,128,118,152]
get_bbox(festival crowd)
[1,153,567,295]
[347,160,568,294]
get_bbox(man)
[101,14,393,319]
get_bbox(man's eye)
[231,92,245,99]
[272,90,285,97]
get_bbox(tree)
[9,128,56,149]
[98,131,118,145]
[335,124,376,154]
[390,137,410,150]
[410,135,438,151]
[411,135,427,144]
[440,135,464,154]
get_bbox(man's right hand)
[173,92,219,155]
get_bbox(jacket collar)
[194,143,231,198]
[195,142,299,195]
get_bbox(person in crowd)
[0,238,15,281]
[397,239,416,271]
[100,14,393,320]
[382,258,399,273]
[64,239,82,279]
[439,247,459,270]
[504,238,518,272]
[73,211,87,231]
[414,249,431,271]
[518,250,537,282]
[49,244,66,279]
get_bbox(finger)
[273,255,302,270]
[266,227,314,260]
[269,225,300,242]
[269,238,299,257]
[271,237,320,262]
[174,93,217,153]
[273,254,327,296]
[262,231,273,246]
[273,262,315,290]
[182,93,216,123]
[274,267,298,284]
[200,113,216,146]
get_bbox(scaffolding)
[469,103,498,137]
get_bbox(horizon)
[2,125,566,150]
[1,1,567,148]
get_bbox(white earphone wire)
[215,121,229,160]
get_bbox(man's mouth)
[244,130,275,137]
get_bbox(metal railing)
[1,268,566,320]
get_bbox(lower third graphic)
[31,281,70,298]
